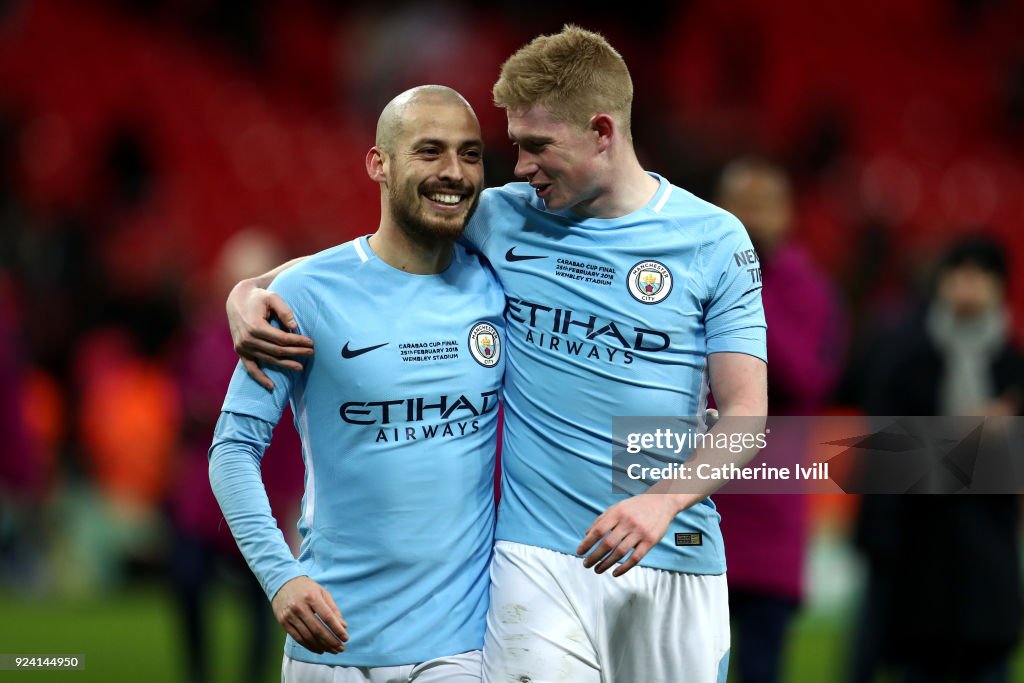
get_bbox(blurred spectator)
[0,269,48,589]
[64,319,180,594]
[849,235,1023,683]
[714,157,845,683]
[169,228,303,683]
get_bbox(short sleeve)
[701,215,768,361]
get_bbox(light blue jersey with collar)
[209,236,505,667]
[464,174,766,574]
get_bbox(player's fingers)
[583,529,627,569]
[250,351,305,372]
[268,307,299,333]
[281,621,312,652]
[612,541,652,577]
[267,294,301,332]
[243,358,275,391]
[293,592,343,653]
[246,340,315,359]
[583,539,613,567]
[576,519,609,555]
[246,337,315,357]
[285,615,324,654]
[594,532,640,574]
[588,530,632,571]
[242,335,314,358]
[302,611,343,654]
[317,588,349,636]
[310,596,348,645]
[250,324,314,349]
[315,614,347,651]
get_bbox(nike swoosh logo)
[505,247,547,262]
[341,342,389,359]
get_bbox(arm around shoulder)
[226,257,316,390]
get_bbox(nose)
[438,150,465,182]
[514,148,537,179]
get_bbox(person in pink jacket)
[714,157,845,683]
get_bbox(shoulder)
[270,241,360,292]
[654,182,746,241]
[478,183,540,219]
[675,191,743,236]
[268,241,364,319]
[452,242,501,286]
[467,184,536,249]
[482,182,535,206]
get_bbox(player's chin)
[539,190,566,210]
[421,214,467,241]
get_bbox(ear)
[366,146,387,183]
[590,114,614,153]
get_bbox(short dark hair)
[939,235,1007,282]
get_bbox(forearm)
[649,411,767,512]
[209,412,304,600]
[653,354,768,512]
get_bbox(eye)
[418,146,440,157]
[462,148,482,163]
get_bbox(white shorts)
[282,650,481,683]
[483,541,730,683]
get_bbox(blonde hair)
[493,25,633,134]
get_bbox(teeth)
[428,193,462,205]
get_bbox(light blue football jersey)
[464,174,766,574]
[209,236,505,667]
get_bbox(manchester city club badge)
[468,322,501,367]
[627,260,673,304]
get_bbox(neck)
[573,147,659,219]
[369,218,453,275]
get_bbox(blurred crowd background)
[0,0,1022,681]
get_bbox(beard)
[387,177,480,245]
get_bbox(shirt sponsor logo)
[340,390,500,443]
[506,297,672,366]
[734,248,762,287]
[627,260,673,304]
[339,391,500,425]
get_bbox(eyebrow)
[507,133,554,145]
[410,137,483,149]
